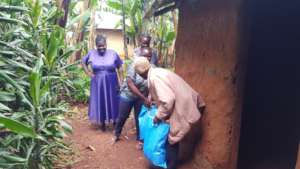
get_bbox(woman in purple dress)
[82,35,123,131]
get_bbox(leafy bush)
[0,0,79,168]
[67,66,90,104]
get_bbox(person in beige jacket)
[133,57,205,169]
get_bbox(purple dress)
[82,49,123,125]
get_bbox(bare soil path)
[63,105,149,169]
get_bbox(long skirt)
[88,71,119,125]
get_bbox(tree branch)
[144,0,176,19]
[154,3,177,17]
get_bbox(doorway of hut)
[237,0,300,168]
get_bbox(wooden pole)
[121,0,128,60]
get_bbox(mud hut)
[147,0,300,169]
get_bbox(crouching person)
[113,47,153,149]
[133,57,205,169]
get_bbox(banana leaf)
[66,10,91,29]
[107,0,122,11]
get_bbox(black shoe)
[111,136,120,145]
[112,121,117,128]
[100,124,106,132]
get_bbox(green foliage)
[0,1,76,168]
[90,0,99,8]
[107,0,177,66]
[0,5,29,12]
[107,1,122,11]
[0,115,37,138]
[107,0,144,47]
[66,10,91,30]
[67,66,90,104]
[149,13,176,67]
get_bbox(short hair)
[95,34,106,45]
[139,32,151,39]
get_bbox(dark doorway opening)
[238,0,300,168]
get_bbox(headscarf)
[133,57,151,75]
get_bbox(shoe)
[100,124,106,132]
[113,136,120,142]
[112,121,117,128]
[111,136,120,145]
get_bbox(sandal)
[111,136,120,145]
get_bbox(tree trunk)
[75,31,85,61]
[56,0,63,9]
[171,10,177,34]
[121,0,129,60]
[57,0,71,28]
[133,35,137,48]
[174,0,248,169]
[73,0,91,62]
[158,16,164,66]
[88,8,96,50]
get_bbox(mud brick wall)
[174,0,248,168]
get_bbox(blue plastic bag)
[139,105,170,169]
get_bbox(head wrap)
[133,57,151,75]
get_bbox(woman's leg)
[166,142,179,169]
[114,97,134,140]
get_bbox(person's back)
[148,67,204,144]
[133,57,206,169]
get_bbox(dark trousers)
[150,141,179,169]
[115,96,143,140]
[166,142,179,169]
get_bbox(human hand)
[143,98,151,107]
[153,116,160,124]
[88,72,95,78]
[119,80,123,86]
[198,105,206,113]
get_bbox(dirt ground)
[59,105,200,169]
[63,105,150,169]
